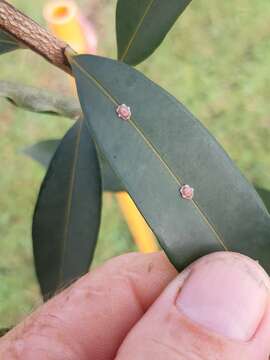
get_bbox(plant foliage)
[32,120,102,299]
[0,0,269,304]
[71,54,270,271]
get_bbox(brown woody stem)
[0,0,76,75]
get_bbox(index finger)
[0,252,176,360]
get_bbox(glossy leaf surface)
[0,81,81,119]
[72,54,270,272]
[33,120,102,299]
[0,30,19,54]
[116,0,191,65]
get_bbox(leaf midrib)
[58,120,83,284]
[120,0,156,62]
[72,57,228,251]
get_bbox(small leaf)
[256,187,270,214]
[24,139,124,192]
[0,81,81,119]
[0,30,20,54]
[116,0,191,65]
[71,54,270,273]
[32,120,102,300]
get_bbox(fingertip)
[176,251,269,341]
[116,252,270,360]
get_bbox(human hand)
[0,251,269,359]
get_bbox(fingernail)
[176,255,268,341]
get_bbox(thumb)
[116,252,270,360]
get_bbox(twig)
[0,0,75,75]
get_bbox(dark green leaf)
[99,150,124,192]
[24,139,124,192]
[116,0,191,65]
[0,30,19,54]
[256,187,270,214]
[0,81,81,119]
[71,54,270,272]
[32,120,102,300]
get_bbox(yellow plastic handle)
[44,0,87,53]
[116,192,158,253]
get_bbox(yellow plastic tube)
[116,192,158,253]
[44,1,158,253]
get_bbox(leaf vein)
[120,0,156,62]
[59,119,83,284]
[72,58,228,251]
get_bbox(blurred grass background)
[0,0,269,327]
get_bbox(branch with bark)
[0,0,75,74]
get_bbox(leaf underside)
[23,140,269,210]
[32,120,102,300]
[116,0,192,65]
[71,54,270,273]
[0,30,19,55]
[0,81,81,119]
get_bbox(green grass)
[0,0,270,327]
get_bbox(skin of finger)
[0,252,177,360]
[115,252,270,360]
